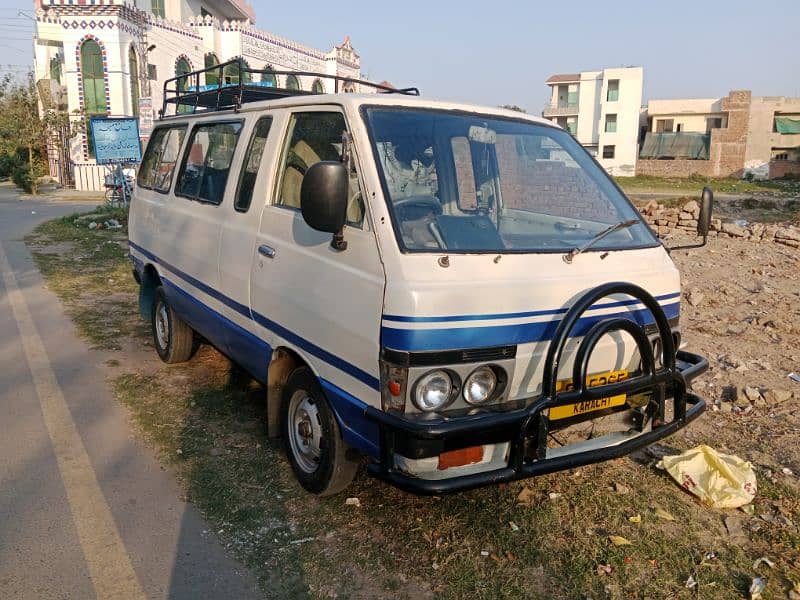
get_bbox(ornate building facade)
[33,0,362,190]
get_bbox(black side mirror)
[300,161,349,250]
[697,186,714,239]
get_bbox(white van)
[129,61,710,495]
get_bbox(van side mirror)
[666,186,714,252]
[697,186,714,239]
[300,161,349,250]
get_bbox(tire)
[281,367,358,495]
[151,286,196,364]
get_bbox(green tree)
[500,104,527,113]
[0,72,66,194]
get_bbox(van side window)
[137,126,186,192]
[276,112,364,228]
[176,121,243,204]
[234,116,272,213]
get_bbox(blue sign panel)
[90,117,142,164]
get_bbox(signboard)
[138,97,153,138]
[89,117,142,164]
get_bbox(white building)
[542,67,643,176]
[33,0,363,190]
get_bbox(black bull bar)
[365,282,708,495]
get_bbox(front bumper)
[366,282,709,495]
[366,351,706,494]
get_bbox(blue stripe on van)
[320,380,380,457]
[382,292,681,323]
[381,302,680,352]
[129,240,380,391]
[163,277,272,383]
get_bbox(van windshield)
[363,107,658,253]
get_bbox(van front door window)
[276,111,364,229]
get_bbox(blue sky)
[5,0,799,111]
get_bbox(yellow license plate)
[549,370,629,421]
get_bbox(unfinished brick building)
[637,90,800,179]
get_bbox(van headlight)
[463,366,497,405]
[413,370,453,412]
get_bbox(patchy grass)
[26,209,800,598]
[24,207,148,349]
[616,174,800,196]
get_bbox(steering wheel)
[393,195,442,213]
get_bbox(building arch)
[77,35,108,159]
[175,56,193,113]
[311,78,324,94]
[285,73,300,91]
[204,53,219,86]
[261,64,276,87]
[223,57,251,84]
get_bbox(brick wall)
[769,160,800,179]
[636,159,714,178]
[495,138,610,221]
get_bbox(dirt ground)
[669,229,800,475]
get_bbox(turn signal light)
[437,446,484,470]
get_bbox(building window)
[128,46,139,117]
[175,58,192,113]
[602,145,615,159]
[706,117,723,131]
[604,114,617,133]
[261,65,276,87]
[655,119,674,133]
[151,0,165,19]
[49,56,62,84]
[567,89,578,107]
[606,79,619,102]
[286,74,300,91]
[774,152,789,161]
[566,117,577,135]
[80,39,106,158]
[147,64,157,80]
[676,123,683,133]
[312,79,324,94]
[205,53,219,86]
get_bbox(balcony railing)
[542,102,579,117]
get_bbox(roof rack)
[161,58,420,118]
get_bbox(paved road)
[0,185,261,599]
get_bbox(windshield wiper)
[562,219,640,263]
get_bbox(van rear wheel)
[281,367,358,495]
[152,286,196,364]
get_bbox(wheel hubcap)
[288,391,322,473]
[155,302,169,349]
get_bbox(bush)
[743,171,755,182]
[12,159,47,194]
[0,153,20,178]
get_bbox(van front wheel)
[281,367,358,495]
[151,286,196,364]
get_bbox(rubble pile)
[638,199,800,248]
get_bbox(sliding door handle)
[258,244,276,259]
